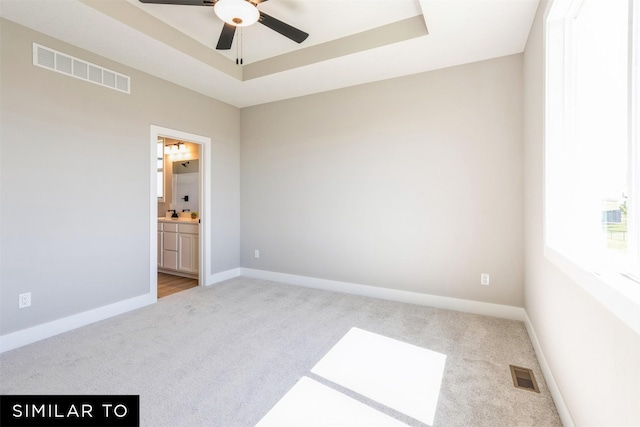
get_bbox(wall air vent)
[32,43,130,94]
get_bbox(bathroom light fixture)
[214,0,259,27]
[164,142,187,155]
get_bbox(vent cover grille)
[509,365,540,393]
[33,43,130,94]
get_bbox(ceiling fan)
[138,0,309,51]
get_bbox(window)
[157,139,165,200]
[545,0,639,328]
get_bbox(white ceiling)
[0,0,539,108]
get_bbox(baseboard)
[523,312,575,427]
[240,268,525,321]
[0,267,242,354]
[0,293,155,354]
[205,267,241,286]
[0,266,523,352]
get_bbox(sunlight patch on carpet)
[311,327,446,426]
[255,376,408,426]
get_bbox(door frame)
[149,125,211,300]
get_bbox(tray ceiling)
[0,0,540,107]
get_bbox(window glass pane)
[157,141,164,200]
[571,0,629,258]
[157,171,164,199]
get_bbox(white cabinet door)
[178,233,198,273]
[163,231,178,251]
[163,250,178,270]
[193,235,199,272]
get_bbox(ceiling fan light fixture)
[214,0,259,27]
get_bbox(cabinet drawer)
[163,223,178,232]
[178,224,198,234]
[158,222,163,231]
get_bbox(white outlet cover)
[19,292,31,308]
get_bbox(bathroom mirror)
[172,159,199,213]
[172,159,199,174]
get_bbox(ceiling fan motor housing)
[214,0,259,27]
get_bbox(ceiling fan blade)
[216,23,236,50]
[139,0,214,5]
[258,11,308,44]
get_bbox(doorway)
[149,125,212,301]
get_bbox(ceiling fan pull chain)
[239,26,244,65]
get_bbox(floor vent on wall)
[509,365,540,393]
[32,43,130,94]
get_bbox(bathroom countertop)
[158,217,199,223]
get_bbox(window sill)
[544,246,640,335]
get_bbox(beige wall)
[241,54,524,307]
[0,19,241,335]
[523,2,640,426]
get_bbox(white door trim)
[150,125,212,297]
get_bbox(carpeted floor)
[0,277,561,426]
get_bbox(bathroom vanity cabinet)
[158,219,199,277]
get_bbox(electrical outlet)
[254,249,260,259]
[481,273,490,286]
[19,292,31,308]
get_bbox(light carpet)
[0,277,561,426]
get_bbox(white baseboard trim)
[523,311,575,427]
[205,268,241,286]
[0,267,242,354]
[0,293,155,354]
[240,268,525,321]
[0,267,523,353]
